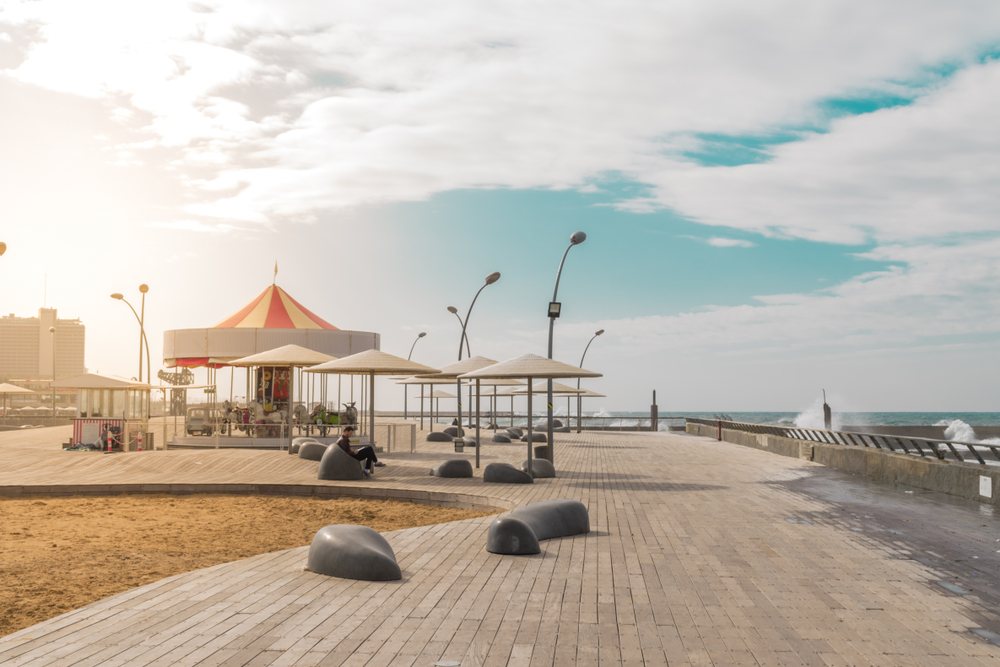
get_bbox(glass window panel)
[80,390,88,417]
[113,391,124,418]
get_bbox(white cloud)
[5,0,1000,228]
[707,237,755,248]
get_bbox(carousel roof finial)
[273,261,278,285]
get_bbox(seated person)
[336,426,385,476]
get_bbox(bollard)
[138,432,143,452]
[717,420,722,441]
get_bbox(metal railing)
[417,414,687,431]
[165,419,416,453]
[688,418,1000,466]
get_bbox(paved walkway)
[1,426,1000,666]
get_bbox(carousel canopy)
[163,282,380,369]
[215,285,338,330]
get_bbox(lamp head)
[570,231,587,245]
[485,271,501,285]
[111,293,124,300]
[595,329,604,336]
[0,241,6,256]
[139,284,149,293]
[447,306,458,314]
[418,332,427,338]
[49,327,55,333]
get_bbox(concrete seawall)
[687,421,1000,506]
[843,424,1000,439]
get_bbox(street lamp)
[403,332,427,420]
[447,307,472,357]
[546,231,586,462]
[49,326,56,425]
[0,242,6,256]
[111,287,151,384]
[576,329,604,432]
[456,271,501,432]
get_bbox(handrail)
[687,418,1000,466]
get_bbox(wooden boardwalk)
[2,425,999,666]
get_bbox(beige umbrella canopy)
[421,356,498,378]
[229,344,336,367]
[430,389,456,399]
[511,380,592,394]
[0,383,35,422]
[460,353,602,472]
[306,350,440,449]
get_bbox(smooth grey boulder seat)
[291,437,319,455]
[486,499,590,555]
[492,433,511,443]
[318,443,364,480]
[483,462,534,484]
[307,525,401,580]
[430,459,473,478]
[299,442,329,461]
[521,458,555,478]
[534,445,549,459]
[521,432,547,443]
[443,426,465,437]
[463,435,478,445]
[554,426,571,433]
[533,419,563,429]
[427,431,452,442]
[505,428,523,438]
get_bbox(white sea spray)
[934,419,1000,445]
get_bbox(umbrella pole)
[526,382,532,477]
[369,371,375,452]
[475,379,480,469]
[420,384,424,431]
[287,367,294,451]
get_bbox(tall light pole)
[456,272,501,434]
[447,307,472,357]
[111,288,151,384]
[49,326,56,425]
[577,329,604,432]
[404,332,426,420]
[546,231,586,462]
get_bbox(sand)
[0,494,495,637]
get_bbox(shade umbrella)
[509,381,605,428]
[0,383,36,425]
[230,344,338,450]
[306,350,440,451]
[459,353,601,474]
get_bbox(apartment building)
[0,308,86,383]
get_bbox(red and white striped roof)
[213,285,338,330]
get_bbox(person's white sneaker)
[373,461,386,467]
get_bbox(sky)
[1,0,999,413]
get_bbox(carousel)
[162,282,380,449]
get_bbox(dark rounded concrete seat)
[430,459,473,478]
[492,433,511,443]
[520,458,555,478]
[291,437,319,455]
[505,428,523,438]
[463,435,478,445]
[318,443,364,480]
[307,525,401,580]
[520,432,547,443]
[533,419,563,429]
[483,462,534,484]
[443,426,465,437]
[486,499,589,555]
[299,442,328,461]
[427,431,452,442]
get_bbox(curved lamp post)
[456,272,500,432]
[111,286,151,385]
[546,231,586,461]
[447,307,472,357]
[403,332,426,420]
[576,329,604,432]
[49,326,56,425]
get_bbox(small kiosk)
[53,373,151,451]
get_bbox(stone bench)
[430,459,473,478]
[483,462,533,484]
[298,442,328,461]
[486,499,590,555]
[307,525,401,580]
[318,444,364,480]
